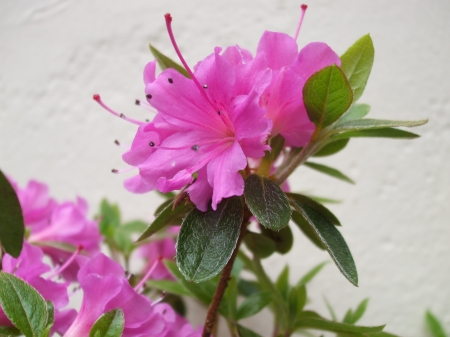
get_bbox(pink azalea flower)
[0,242,77,336]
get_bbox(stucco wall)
[1,1,449,336]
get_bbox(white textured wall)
[1,1,449,336]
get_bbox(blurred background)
[1,0,449,336]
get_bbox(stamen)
[93,94,144,126]
[112,167,135,174]
[134,256,163,292]
[152,292,166,305]
[135,98,157,114]
[46,245,83,280]
[135,99,141,105]
[151,137,234,152]
[294,4,308,41]
[114,140,130,149]
[146,94,152,99]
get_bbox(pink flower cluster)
[96,8,340,211]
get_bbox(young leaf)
[89,308,124,337]
[337,104,371,124]
[0,170,24,258]
[145,279,192,297]
[98,199,121,237]
[291,203,358,286]
[331,127,419,140]
[275,266,290,301]
[261,225,294,254]
[223,276,238,319]
[238,279,261,297]
[289,285,307,323]
[149,44,190,78]
[244,174,291,230]
[349,298,370,324]
[291,211,326,250]
[237,324,264,337]
[236,291,273,320]
[425,311,447,337]
[176,196,243,282]
[287,193,340,226]
[295,317,384,334]
[0,272,48,337]
[340,34,375,102]
[304,162,355,184]
[244,232,277,259]
[137,201,191,242]
[334,118,427,131]
[303,65,353,128]
[296,262,328,287]
[314,139,350,157]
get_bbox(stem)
[202,221,247,337]
[226,318,240,337]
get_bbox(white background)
[1,1,449,336]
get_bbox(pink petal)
[221,45,253,66]
[143,60,157,85]
[234,51,272,96]
[124,174,154,193]
[187,166,213,212]
[257,31,298,70]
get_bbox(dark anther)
[217,110,221,115]
[114,140,120,146]
[168,78,173,83]
[191,145,199,151]
[149,141,155,147]
[145,119,150,122]
[119,113,125,118]
[135,99,140,105]
[111,169,118,173]
[146,94,152,99]
[203,84,208,89]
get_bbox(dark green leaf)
[0,272,48,337]
[287,193,340,226]
[237,324,264,337]
[0,170,24,258]
[89,308,124,337]
[244,232,276,259]
[332,127,420,140]
[304,162,354,184]
[149,44,190,78]
[297,262,328,287]
[303,65,353,128]
[340,34,375,102]
[334,118,427,131]
[261,225,293,254]
[176,196,243,282]
[154,199,174,216]
[145,279,191,297]
[137,201,192,242]
[236,291,273,320]
[244,174,291,230]
[275,266,290,301]
[314,139,350,157]
[425,311,447,337]
[337,104,371,124]
[291,211,326,250]
[296,317,384,334]
[291,202,358,286]
[156,191,176,200]
[0,326,22,336]
[238,279,261,297]
[42,301,54,337]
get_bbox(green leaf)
[236,291,273,320]
[176,197,243,282]
[337,104,371,124]
[237,324,264,337]
[223,276,238,319]
[291,211,326,250]
[0,170,25,258]
[244,174,291,230]
[425,311,447,337]
[0,272,48,337]
[332,127,420,140]
[303,65,353,128]
[98,199,121,237]
[289,285,307,322]
[261,225,293,254]
[340,34,375,102]
[292,203,358,286]
[238,279,261,297]
[145,279,192,297]
[41,301,54,337]
[323,297,338,321]
[314,139,350,157]
[137,201,192,242]
[149,44,190,78]
[334,118,428,132]
[0,326,22,336]
[349,298,369,324]
[304,162,354,184]
[287,193,340,226]
[161,294,186,317]
[114,221,148,255]
[89,308,124,337]
[296,317,384,334]
[275,266,290,301]
[296,262,328,287]
[244,232,276,259]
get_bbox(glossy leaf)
[291,203,358,286]
[237,324,263,337]
[337,104,371,124]
[287,193,340,226]
[303,65,353,128]
[261,225,294,254]
[314,138,350,157]
[244,232,276,259]
[334,118,427,132]
[236,291,273,320]
[149,44,190,78]
[332,127,420,140]
[89,308,124,337]
[296,262,328,287]
[0,170,24,258]
[291,211,326,250]
[305,162,354,184]
[0,272,48,337]
[244,174,291,230]
[425,311,447,337]
[296,317,384,334]
[340,34,375,102]
[137,201,192,242]
[176,196,243,282]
